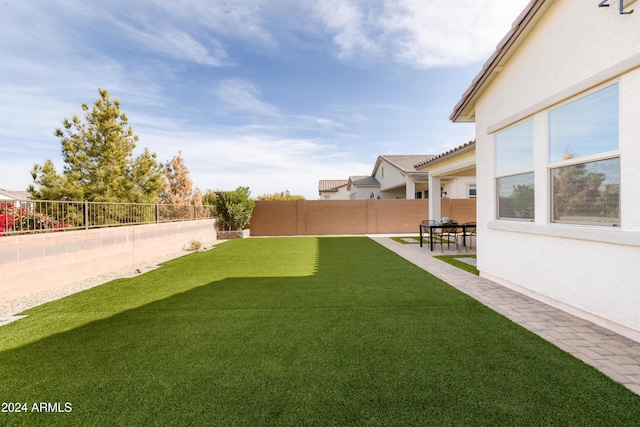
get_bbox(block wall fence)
[0,220,217,302]
[250,199,476,236]
[0,200,476,304]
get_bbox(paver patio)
[369,234,640,396]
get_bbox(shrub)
[185,239,203,251]
[0,203,67,236]
[214,187,255,231]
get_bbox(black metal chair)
[419,220,440,248]
[460,222,476,252]
[439,220,460,252]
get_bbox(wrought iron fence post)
[84,200,89,230]
[193,205,197,220]
[156,203,159,224]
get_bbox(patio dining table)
[419,221,475,251]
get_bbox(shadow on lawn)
[1,237,639,426]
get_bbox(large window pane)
[496,120,534,174]
[549,84,618,162]
[497,173,534,220]
[551,157,620,225]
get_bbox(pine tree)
[29,89,164,202]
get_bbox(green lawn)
[1,237,639,426]
[434,254,479,276]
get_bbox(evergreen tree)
[29,89,164,202]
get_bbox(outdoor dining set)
[419,219,476,252]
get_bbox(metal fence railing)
[0,200,215,237]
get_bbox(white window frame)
[467,184,477,198]
[494,120,535,221]
[548,83,620,226]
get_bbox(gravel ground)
[0,242,223,317]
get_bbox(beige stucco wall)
[473,0,640,341]
[350,186,379,200]
[0,220,217,302]
[320,185,350,200]
[374,160,407,195]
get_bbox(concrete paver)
[369,234,640,396]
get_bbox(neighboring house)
[347,175,380,200]
[318,179,350,200]
[0,189,31,202]
[450,0,640,341]
[370,155,434,199]
[415,141,476,222]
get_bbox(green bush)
[214,186,255,230]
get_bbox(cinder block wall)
[250,199,476,236]
[0,220,217,302]
[441,198,476,225]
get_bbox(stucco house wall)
[464,0,640,341]
[319,186,350,200]
[373,160,406,194]
[350,185,378,200]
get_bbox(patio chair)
[438,221,460,253]
[460,222,476,252]
[420,220,440,248]
[420,219,440,234]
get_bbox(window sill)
[487,220,640,247]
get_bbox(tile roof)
[376,155,436,173]
[450,0,549,122]
[414,140,476,169]
[318,179,349,192]
[349,175,380,186]
[0,189,31,200]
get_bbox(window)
[549,84,620,225]
[495,120,534,220]
[549,84,618,162]
[468,185,477,198]
[551,158,619,225]
[415,191,422,199]
[497,174,534,220]
[495,119,534,175]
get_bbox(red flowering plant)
[0,203,67,236]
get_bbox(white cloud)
[311,0,381,59]
[139,128,368,199]
[310,0,530,68]
[113,20,232,67]
[147,0,275,47]
[216,80,280,117]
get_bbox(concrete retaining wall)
[0,220,217,302]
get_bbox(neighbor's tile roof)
[414,140,476,169]
[0,189,31,200]
[318,179,349,192]
[450,0,548,122]
[378,155,436,173]
[349,175,380,186]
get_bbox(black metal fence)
[0,200,215,236]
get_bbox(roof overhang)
[450,0,551,123]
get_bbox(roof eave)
[450,0,550,123]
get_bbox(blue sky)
[1,0,529,199]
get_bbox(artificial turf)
[434,254,479,276]
[1,237,639,426]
